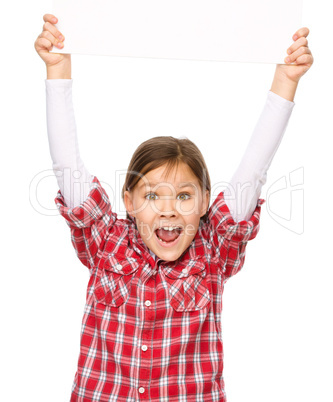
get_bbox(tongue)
[156,228,181,242]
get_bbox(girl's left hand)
[277,27,314,83]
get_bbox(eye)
[145,192,158,200]
[177,193,191,201]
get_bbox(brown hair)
[122,136,211,221]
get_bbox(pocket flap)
[94,251,140,307]
[103,252,140,276]
[162,256,206,280]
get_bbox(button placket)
[137,264,156,398]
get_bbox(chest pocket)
[161,257,211,312]
[94,253,140,307]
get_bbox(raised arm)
[225,27,314,222]
[224,91,294,222]
[35,14,93,209]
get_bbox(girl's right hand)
[34,14,71,68]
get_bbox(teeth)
[161,226,180,231]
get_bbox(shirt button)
[145,300,151,307]
[139,387,145,394]
[115,264,122,271]
[182,268,188,274]
[141,345,148,351]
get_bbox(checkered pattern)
[55,176,264,401]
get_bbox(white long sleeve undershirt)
[224,89,295,221]
[45,79,93,209]
[45,78,294,222]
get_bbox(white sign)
[51,0,303,64]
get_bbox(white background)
[1,0,332,401]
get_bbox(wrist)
[270,67,298,102]
[47,61,72,79]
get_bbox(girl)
[35,13,313,402]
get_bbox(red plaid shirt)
[55,176,264,402]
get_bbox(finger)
[287,36,308,55]
[42,15,65,42]
[40,29,64,49]
[43,14,58,24]
[36,36,54,51]
[43,20,65,41]
[292,27,310,41]
[285,47,311,64]
[294,53,313,66]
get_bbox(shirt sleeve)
[45,78,93,209]
[225,90,295,222]
[208,191,265,279]
[55,176,117,270]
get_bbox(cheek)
[133,204,156,229]
[132,197,150,216]
[183,222,199,239]
[176,198,201,215]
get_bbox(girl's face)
[124,162,209,262]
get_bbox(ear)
[200,190,210,217]
[123,190,135,217]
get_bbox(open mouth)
[155,226,183,245]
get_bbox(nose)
[160,209,176,218]
[156,196,177,218]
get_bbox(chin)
[154,248,183,262]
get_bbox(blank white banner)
[51,0,302,64]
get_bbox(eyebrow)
[178,182,196,188]
[138,181,196,189]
